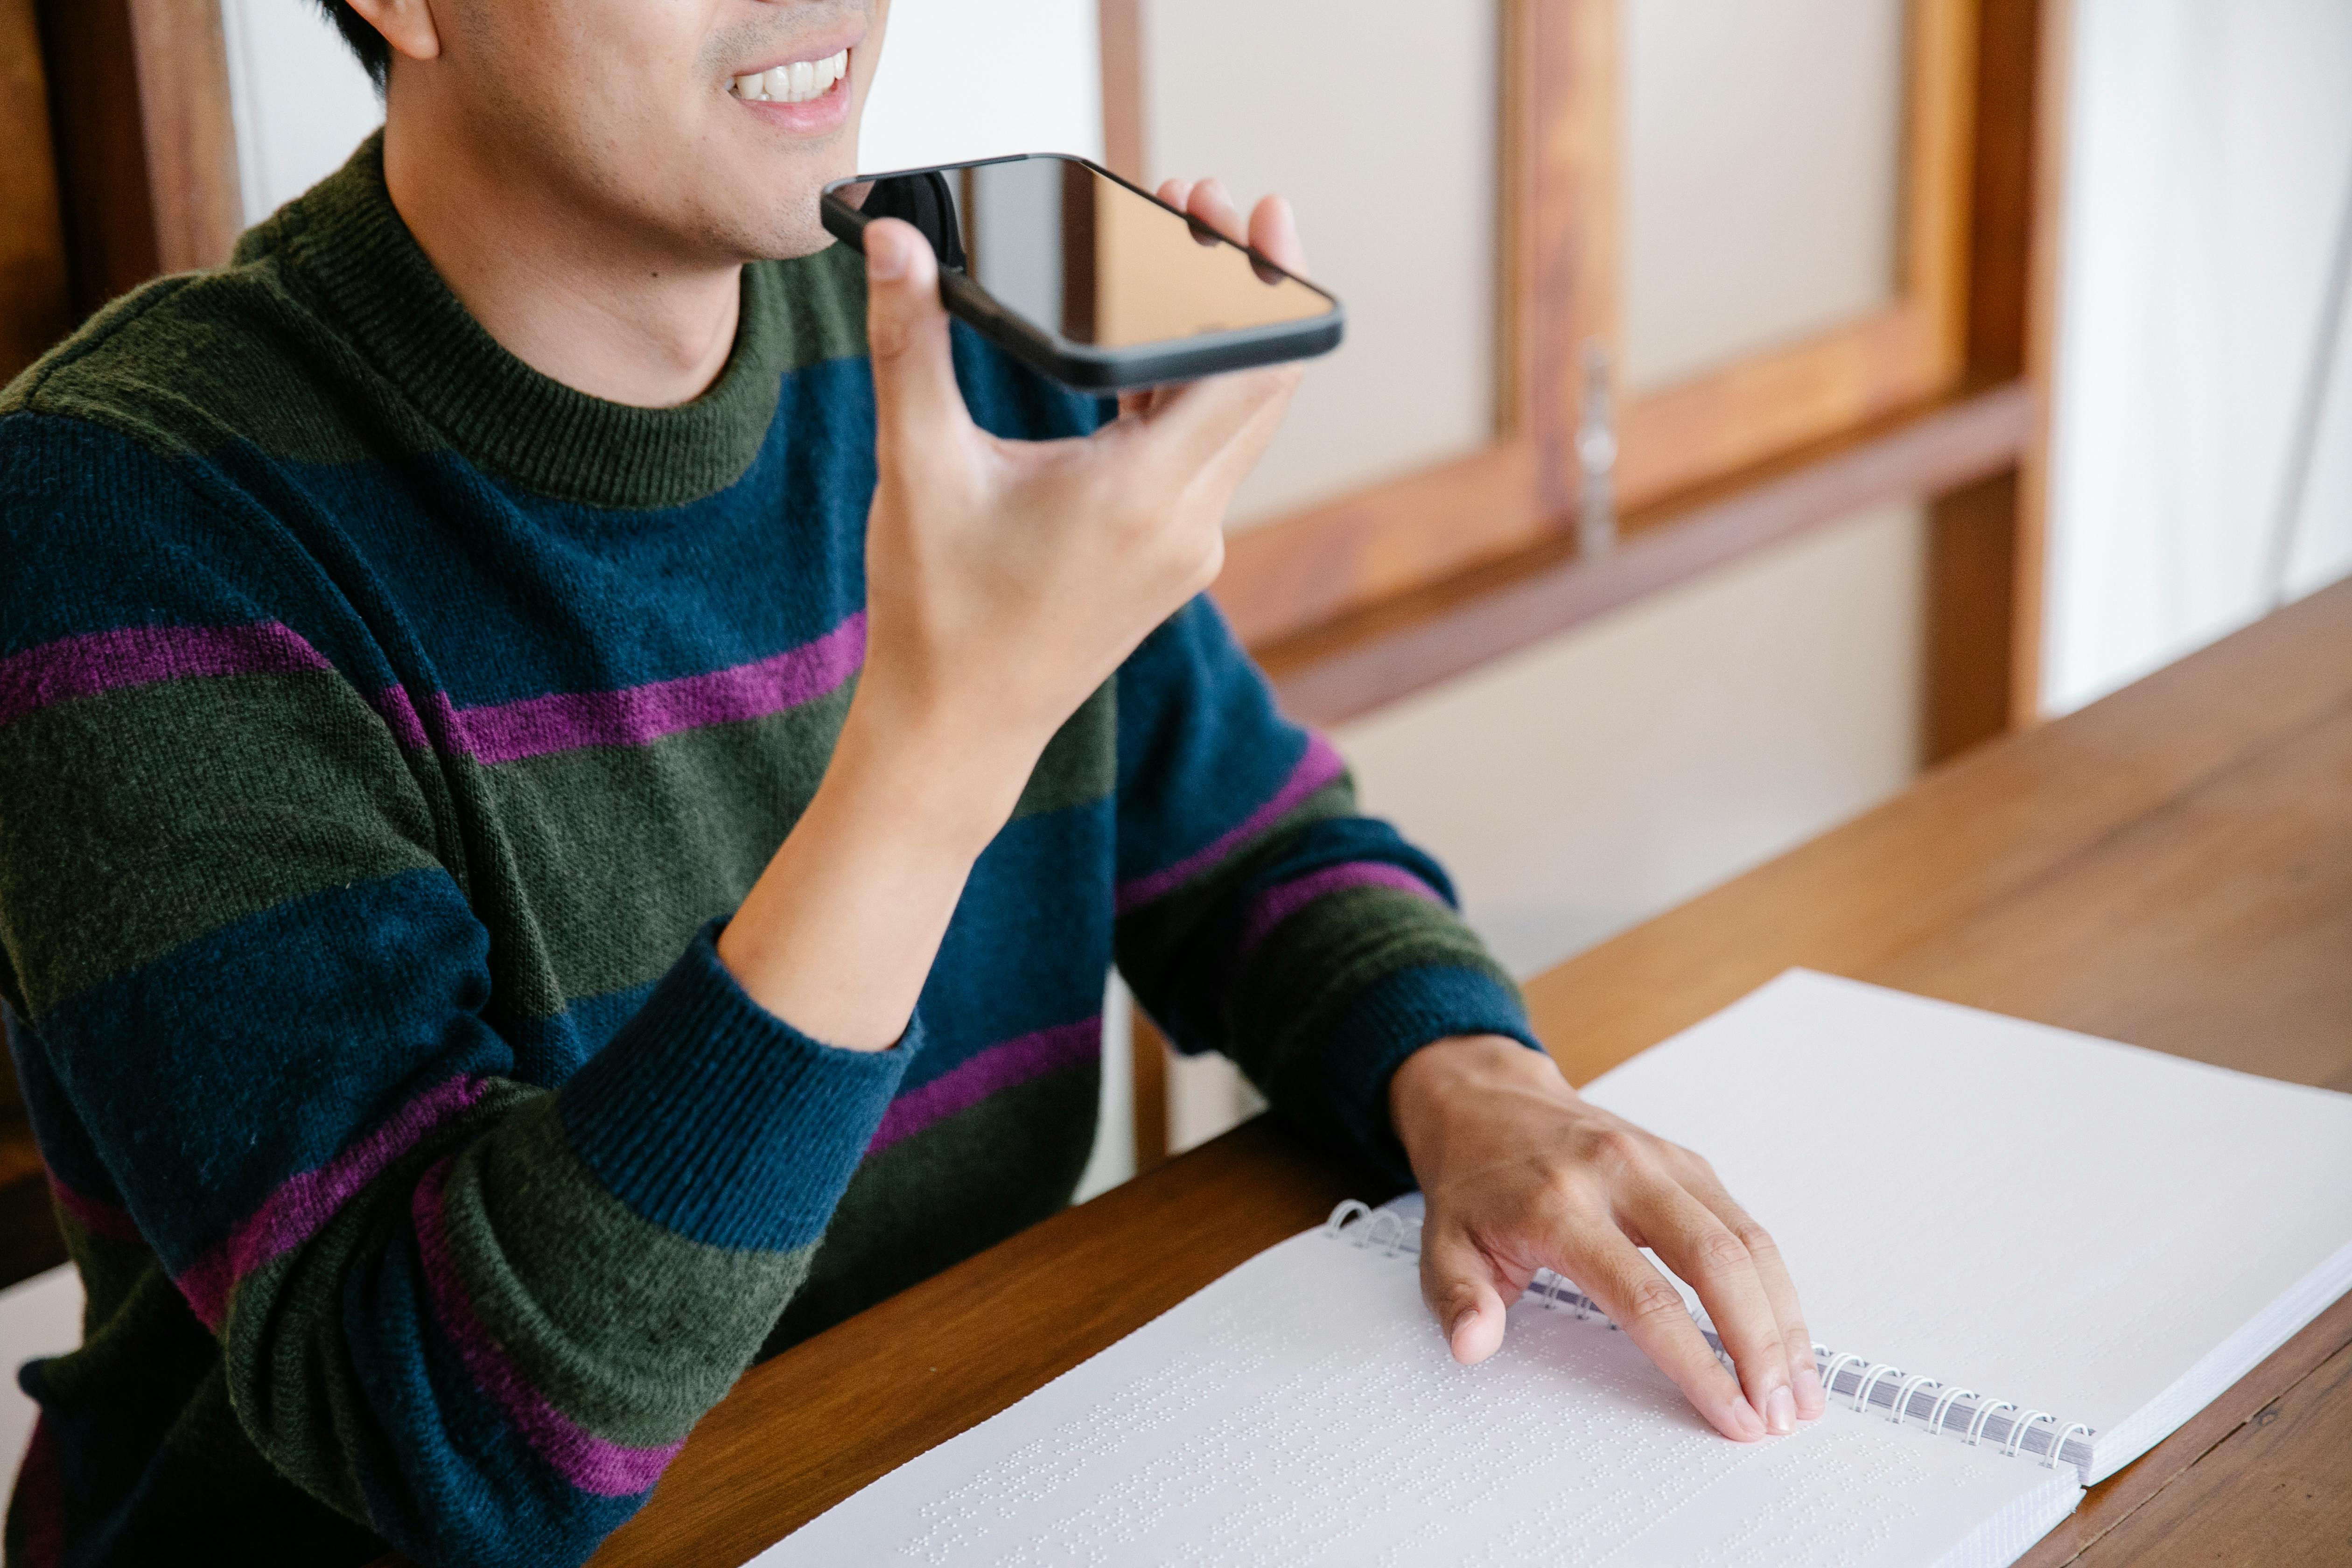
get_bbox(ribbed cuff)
[559,921,918,1252]
[1272,964,1540,1190]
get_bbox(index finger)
[1565,1226,1766,1442]
[1621,1181,1795,1435]
[1681,1171,1825,1419]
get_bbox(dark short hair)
[311,0,391,88]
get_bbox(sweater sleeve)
[0,423,910,1567]
[1112,597,1540,1186]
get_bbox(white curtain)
[2044,0,2352,714]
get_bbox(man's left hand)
[1389,1033,1828,1441]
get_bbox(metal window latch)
[1577,339,1617,559]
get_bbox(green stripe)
[465,680,857,1006]
[9,141,871,509]
[1012,679,1116,822]
[1112,776,1357,1001]
[1224,884,1512,1088]
[50,1201,160,1332]
[441,1097,808,1448]
[0,658,1122,1025]
[763,1057,1098,1355]
[0,672,438,1015]
[469,673,1113,1008]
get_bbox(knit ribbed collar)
[255,133,791,510]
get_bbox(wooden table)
[573,579,2352,1568]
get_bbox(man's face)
[418,0,885,262]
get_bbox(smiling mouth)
[729,49,850,105]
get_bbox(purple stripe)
[413,1155,681,1497]
[866,1018,1102,1157]
[1234,861,1443,963]
[455,613,866,766]
[0,622,333,729]
[47,1172,144,1245]
[1116,734,1348,913]
[367,683,434,751]
[175,1076,490,1331]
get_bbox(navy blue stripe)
[1267,964,1539,1190]
[32,868,518,1274]
[4,329,1099,708]
[1114,597,1315,887]
[901,796,1116,1092]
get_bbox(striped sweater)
[0,137,1533,1568]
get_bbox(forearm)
[717,682,1044,1049]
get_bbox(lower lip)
[738,67,853,135]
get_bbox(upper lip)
[731,27,862,79]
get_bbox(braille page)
[760,1227,2076,1567]
[1574,971,2352,1481]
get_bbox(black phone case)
[820,154,1344,392]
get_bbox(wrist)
[829,678,1046,859]
[1389,1033,1568,1172]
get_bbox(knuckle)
[1540,1161,1604,1215]
[1733,1220,1780,1262]
[1694,1228,1752,1276]
[1584,1127,1649,1174]
[1624,1278,1690,1330]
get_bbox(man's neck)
[380,110,741,410]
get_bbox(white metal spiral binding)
[1892,1372,1941,1428]
[2050,1422,2094,1471]
[2004,1410,2054,1460]
[1324,1204,2098,1473]
[1326,1200,1422,1259]
[1853,1363,1903,1416]
[1966,1398,2018,1447]
[1815,1348,2096,1471]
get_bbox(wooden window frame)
[1104,0,2062,743]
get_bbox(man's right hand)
[851,203,1301,827]
[716,187,1305,1052]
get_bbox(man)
[0,1,1823,1563]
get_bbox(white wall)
[1623,0,1906,392]
[1341,502,1926,980]
[0,1258,81,1480]
[1140,0,1498,525]
[2044,0,2352,714]
[858,0,1102,170]
[220,0,383,225]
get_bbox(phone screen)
[841,155,1336,349]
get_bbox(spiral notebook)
[759,972,2352,1567]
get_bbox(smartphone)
[820,154,1344,392]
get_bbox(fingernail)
[1724,1399,1765,1441]
[1795,1361,1825,1415]
[1449,1307,1477,1346]
[1763,1385,1795,1436]
[866,227,908,280]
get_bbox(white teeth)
[734,48,849,103]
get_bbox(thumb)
[1421,1222,1510,1366]
[862,218,967,439]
